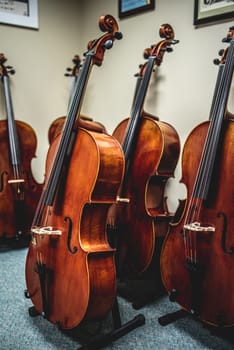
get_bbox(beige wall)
[0,0,233,210]
[0,0,82,182]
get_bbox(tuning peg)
[104,39,113,49]
[213,58,220,65]
[114,31,123,40]
[64,67,72,76]
[72,55,80,64]
[222,36,232,43]
[218,49,224,56]
[143,48,151,59]
[166,47,173,53]
[222,26,234,42]
[6,65,15,74]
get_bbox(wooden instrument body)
[26,14,125,329]
[161,118,234,326]
[25,126,124,329]
[0,120,42,238]
[106,24,180,275]
[48,116,107,144]
[113,115,180,273]
[48,116,65,144]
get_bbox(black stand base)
[26,294,145,350]
[0,234,30,251]
[158,306,234,345]
[158,308,189,326]
[118,278,165,310]
[117,236,166,309]
[78,314,145,350]
[28,306,41,318]
[77,298,145,349]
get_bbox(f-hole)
[64,216,78,254]
[218,212,234,254]
[0,171,8,192]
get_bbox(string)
[3,75,22,169]
[183,39,234,263]
[3,74,25,201]
[32,52,94,229]
[122,56,155,163]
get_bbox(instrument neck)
[193,39,234,200]
[3,75,22,172]
[67,75,78,111]
[208,63,225,121]
[122,56,155,162]
[130,75,143,116]
[42,52,94,207]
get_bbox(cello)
[0,54,43,245]
[107,24,180,276]
[48,54,106,144]
[160,27,234,327]
[25,15,124,330]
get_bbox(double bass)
[160,27,234,327]
[25,15,124,330]
[108,24,180,276]
[0,54,42,245]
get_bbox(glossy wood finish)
[108,24,180,274]
[161,119,234,326]
[25,14,124,329]
[26,128,124,328]
[113,117,180,273]
[0,54,42,241]
[161,27,234,327]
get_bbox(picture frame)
[119,0,155,19]
[0,0,38,29]
[194,0,234,25]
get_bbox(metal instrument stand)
[77,297,145,350]
[25,292,145,350]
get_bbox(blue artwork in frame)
[119,0,155,18]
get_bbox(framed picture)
[194,0,234,25]
[119,0,155,18]
[0,0,38,29]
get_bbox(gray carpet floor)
[1,247,234,350]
